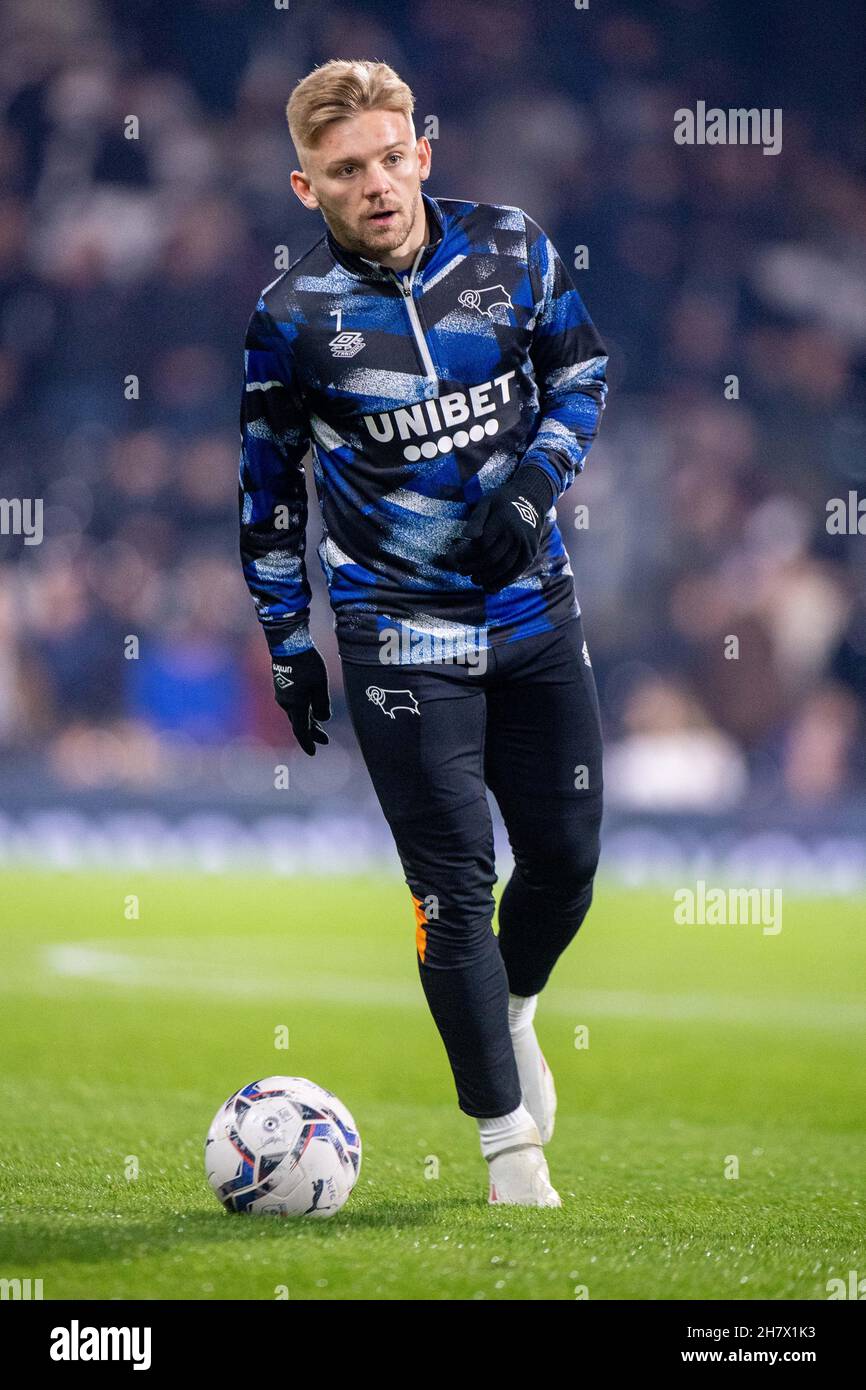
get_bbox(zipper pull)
[402,275,411,295]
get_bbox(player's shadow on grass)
[5,1197,489,1265]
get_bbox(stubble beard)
[326,183,422,261]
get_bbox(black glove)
[271,648,331,756]
[448,466,555,593]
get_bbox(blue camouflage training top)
[238,191,608,664]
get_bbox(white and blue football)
[205,1076,362,1217]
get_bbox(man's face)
[290,109,432,265]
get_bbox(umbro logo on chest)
[329,330,366,358]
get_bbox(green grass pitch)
[0,869,863,1300]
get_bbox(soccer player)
[239,59,608,1206]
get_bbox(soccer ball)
[205,1076,362,1217]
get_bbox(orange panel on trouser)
[411,893,427,962]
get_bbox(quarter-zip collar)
[325,190,444,283]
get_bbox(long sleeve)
[519,213,608,502]
[238,303,314,658]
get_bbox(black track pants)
[341,616,604,1118]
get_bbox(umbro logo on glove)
[511,496,539,527]
[271,649,331,756]
[447,465,555,594]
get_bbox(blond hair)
[286,59,415,162]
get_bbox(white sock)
[476,1101,539,1160]
[507,992,538,1035]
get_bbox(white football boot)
[508,994,557,1144]
[487,1139,562,1207]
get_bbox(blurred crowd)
[0,0,864,810]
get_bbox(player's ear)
[290,170,319,210]
[416,137,432,179]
